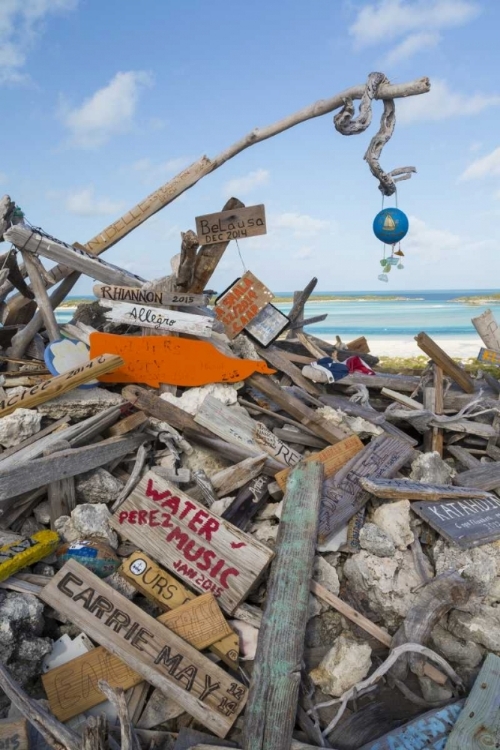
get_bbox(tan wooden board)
[274,435,364,491]
[93,284,209,308]
[214,271,273,339]
[99,300,213,338]
[110,471,274,613]
[0,719,29,750]
[161,593,233,650]
[253,421,302,468]
[196,205,266,246]
[108,410,148,437]
[40,561,247,736]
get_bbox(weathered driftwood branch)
[97,680,141,750]
[286,278,317,339]
[176,230,199,291]
[21,250,60,342]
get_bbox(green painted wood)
[243,460,324,750]
[445,654,500,749]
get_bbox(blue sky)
[1,0,500,294]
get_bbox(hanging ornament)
[378,273,389,282]
[373,208,409,244]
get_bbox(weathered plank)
[243,462,323,750]
[108,410,148,437]
[412,495,500,548]
[257,345,320,396]
[99,300,213,337]
[381,387,424,410]
[222,475,270,529]
[110,472,274,613]
[44,440,76,526]
[0,719,29,750]
[453,462,500,491]
[93,283,209,308]
[359,477,495,502]
[215,271,273,339]
[154,593,233,650]
[190,198,244,293]
[0,530,59,584]
[196,205,266,245]
[415,332,475,394]
[40,561,247,736]
[275,435,364,491]
[333,373,421,393]
[478,347,500,365]
[253,421,302,468]
[5,226,145,287]
[472,309,500,351]
[318,435,415,543]
[445,654,500,749]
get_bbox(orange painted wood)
[89,332,275,388]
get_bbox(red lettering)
[161,513,173,528]
[146,478,171,503]
[197,549,216,571]
[220,567,240,588]
[138,510,147,525]
[118,511,128,524]
[149,510,160,527]
[183,540,204,562]
[179,500,196,520]
[200,517,219,541]
[128,510,137,524]
[210,559,226,579]
[167,526,188,549]
[188,509,208,533]
[162,495,180,514]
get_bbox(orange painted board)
[274,435,364,491]
[89,332,275,388]
[215,271,274,340]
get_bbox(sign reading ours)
[109,471,274,613]
[195,205,266,246]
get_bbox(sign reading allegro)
[195,205,266,245]
[109,471,274,613]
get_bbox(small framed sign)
[244,303,290,347]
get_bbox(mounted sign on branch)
[215,271,274,340]
[195,204,266,246]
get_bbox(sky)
[1,0,500,294]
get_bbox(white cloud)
[273,212,330,235]
[384,30,440,64]
[460,147,500,181]
[0,0,78,85]
[60,70,153,148]
[293,247,314,260]
[404,215,492,265]
[65,187,124,216]
[397,79,500,124]
[131,156,192,181]
[223,169,269,196]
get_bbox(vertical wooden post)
[432,365,444,456]
[287,292,303,339]
[21,252,60,343]
[243,461,323,750]
[423,387,436,453]
[44,440,76,527]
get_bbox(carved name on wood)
[359,477,496,502]
[412,495,500,548]
[121,550,193,610]
[0,719,29,750]
[318,435,415,543]
[275,436,364,491]
[90,333,275,388]
[93,284,209,308]
[110,472,274,613]
[215,272,273,339]
[40,561,247,736]
[195,205,266,246]
[99,300,213,337]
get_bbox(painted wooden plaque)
[318,435,415,543]
[99,300,213,337]
[93,283,209,308]
[478,347,500,365]
[109,471,274,613]
[215,272,274,340]
[244,303,290,347]
[40,561,247,736]
[195,204,266,246]
[275,436,364,491]
[89,333,275,388]
[412,495,500,548]
[0,719,29,750]
[0,530,60,583]
[121,551,194,610]
[44,338,97,388]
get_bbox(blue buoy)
[373,208,409,245]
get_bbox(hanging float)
[373,206,408,282]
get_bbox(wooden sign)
[215,272,273,339]
[44,338,97,388]
[222,475,269,529]
[195,205,266,246]
[358,701,464,750]
[5,226,145,288]
[93,283,209,308]
[40,561,247,736]
[275,436,364,491]
[0,353,123,418]
[478,347,500,365]
[0,530,59,583]
[121,551,194,610]
[109,471,274,613]
[99,300,213,337]
[244,304,290,347]
[90,333,275,388]
[359,477,496,502]
[0,719,29,750]
[253,421,302,467]
[160,593,233,650]
[412,494,500,548]
[318,435,415,543]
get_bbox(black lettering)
[175,664,197,691]
[200,674,220,701]
[73,587,96,610]
[104,609,131,632]
[131,626,153,651]
[57,571,84,598]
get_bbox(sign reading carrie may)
[195,205,266,245]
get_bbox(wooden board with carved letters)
[110,471,274,613]
[215,272,274,340]
[195,205,266,246]
[0,719,29,750]
[411,495,500,548]
[40,561,247,736]
[93,283,210,308]
[99,300,213,337]
[275,436,364,491]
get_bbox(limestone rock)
[430,623,483,669]
[0,592,51,685]
[0,531,24,547]
[231,334,261,361]
[76,468,124,504]
[182,445,229,476]
[33,500,51,526]
[0,409,41,448]
[161,384,238,416]
[372,500,414,550]
[359,522,396,557]
[306,610,343,648]
[448,605,500,652]
[310,633,372,696]
[410,451,455,484]
[210,497,234,516]
[58,503,118,549]
[418,675,453,703]
[344,550,431,630]
[20,517,44,537]
[249,520,278,543]
[36,387,124,419]
[314,556,340,597]
[433,540,497,600]
[228,620,259,660]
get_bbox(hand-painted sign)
[411,494,500,548]
[0,719,29,750]
[244,303,290,347]
[215,272,274,340]
[195,205,266,246]
[99,300,213,337]
[89,333,275,388]
[93,283,209,308]
[478,347,500,365]
[109,471,274,613]
[0,530,59,583]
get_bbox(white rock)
[359,523,396,557]
[317,525,348,553]
[33,500,51,526]
[210,497,234,516]
[58,504,118,549]
[161,384,238,416]
[314,556,340,597]
[448,605,500,652]
[410,451,455,484]
[256,502,282,521]
[0,531,24,546]
[430,623,483,669]
[37,388,124,419]
[182,445,229,476]
[228,620,259,660]
[0,409,41,448]
[76,469,124,504]
[250,520,278,543]
[433,540,497,601]
[372,500,414,550]
[310,633,372,696]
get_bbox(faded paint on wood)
[454,462,500,491]
[360,477,495,502]
[110,472,274,613]
[275,435,363,491]
[40,561,247,736]
[196,205,266,246]
[93,283,209,308]
[99,300,213,337]
[412,495,500,548]
[215,272,273,339]
[478,347,500,365]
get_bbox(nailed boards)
[110,471,274,613]
[40,561,247,736]
[195,205,266,246]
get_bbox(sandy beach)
[329,335,481,360]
